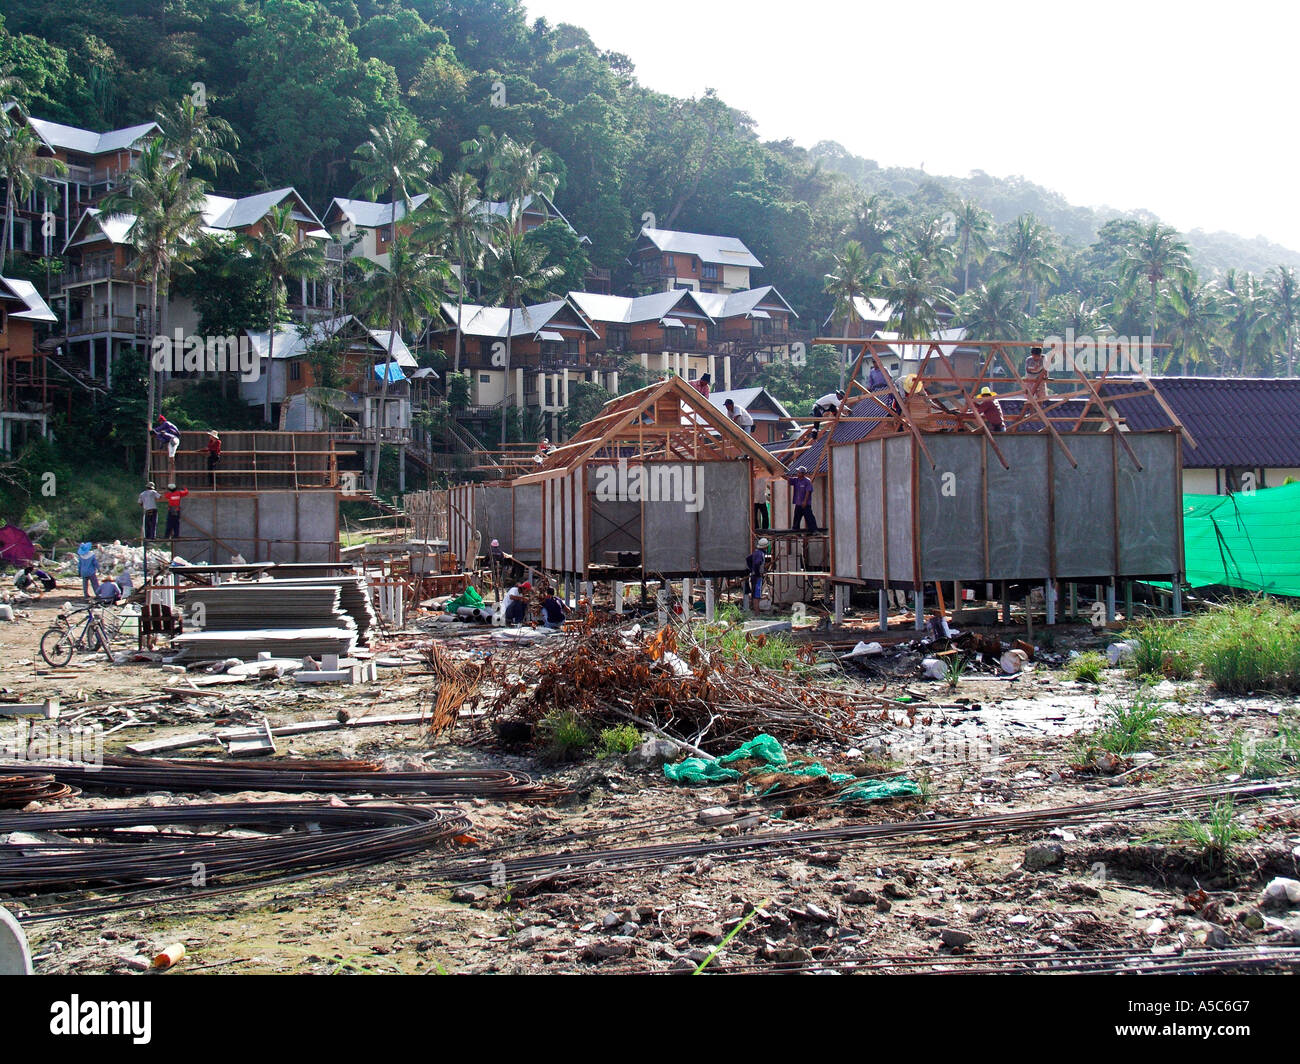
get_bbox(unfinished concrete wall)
[830,431,1182,586]
[512,482,543,563]
[177,491,339,564]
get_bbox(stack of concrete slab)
[173,584,358,660]
[247,576,377,643]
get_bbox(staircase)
[44,349,109,396]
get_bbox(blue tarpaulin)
[374,362,406,383]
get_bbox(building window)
[289,362,301,381]
[479,374,490,384]
[702,263,717,280]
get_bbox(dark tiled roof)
[1101,377,1300,469]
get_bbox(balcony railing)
[62,262,140,286]
[65,315,147,338]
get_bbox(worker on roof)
[723,398,754,434]
[972,387,1005,432]
[692,372,711,398]
[1024,346,1048,400]
[785,466,818,533]
[867,364,900,413]
[809,389,845,440]
[754,480,771,531]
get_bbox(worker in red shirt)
[162,482,189,538]
[206,430,222,471]
[692,372,711,398]
[973,387,1005,432]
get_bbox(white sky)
[522,0,1299,249]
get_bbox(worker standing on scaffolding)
[973,387,1006,432]
[1024,346,1048,400]
[162,483,189,539]
[785,466,818,533]
[206,430,222,481]
[138,481,160,540]
[152,414,181,474]
[809,390,844,439]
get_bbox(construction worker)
[809,389,845,439]
[152,414,181,464]
[503,580,531,625]
[539,590,568,630]
[206,430,222,472]
[692,372,712,399]
[746,537,770,608]
[1024,346,1048,400]
[723,398,755,433]
[754,481,771,531]
[75,543,99,599]
[162,482,189,538]
[785,466,818,533]
[973,387,1005,432]
[138,481,160,539]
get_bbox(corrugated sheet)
[1103,377,1300,468]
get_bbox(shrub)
[1068,651,1107,684]
[597,724,641,758]
[537,709,592,762]
[1092,685,1163,754]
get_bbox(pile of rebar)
[0,772,76,808]
[485,620,900,748]
[425,642,485,736]
[0,800,470,896]
[1,756,570,802]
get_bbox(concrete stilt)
[913,589,925,631]
[682,578,692,616]
[704,580,715,622]
[1068,582,1077,620]
[1045,581,1056,626]
[1172,576,1183,617]
[614,580,625,615]
[1105,582,1117,623]
[833,585,845,626]
[1000,583,1011,624]
[1124,581,1133,622]
[878,588,888,631]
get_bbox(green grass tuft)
[596,724,642,759]
[1068,651,1107,685]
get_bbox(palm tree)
[1166,276,1221,374]
[157,95,240,178]
[1264,265,1300,376]
[907,214,957,281]
[1220,270,1268,374]
[959,281,1026,341]
[487,137,560,226]
[990,214,1059,314]
[482,229,563,446]
[883,253,955,339]
[101,138,207,436]
[823,240,878,389]
[0,117,68,271]
[239,201,326,422]
[1121,222,1192,344]
[355,231,453,492]
[845,193,893,258]
[953,200,992,294]
[352,116,441,267]
[415,171,497,375]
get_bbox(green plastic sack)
[662,759,742,784]
[835,776,923,803]
[717,734,786,767]
[445,585,485,611]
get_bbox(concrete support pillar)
[723,355,732,391]
[1124,581,1133,623]
[614,580,625,615]
[707,354,716,383]
[1105,582,1117,623]
[704,580,715,622]
[514,367,524,409]
[833,585,846,626]
[878,588,888,631]
[562,369,570,409]
[682,578,692,615]
[609,371,619,393]
[913,589,925,631]
[398,446,406,492]
[1068,582,1077,620]
[1000,582,1011,624]
[1172,577,1183,617]
[1045,581,1056,626]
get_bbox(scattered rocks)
[1023,842,1065,871]
[451,885,490,904]
[513,926,552,949]
[1261,877,1300,909]
[581,941,631,961]
[627,739,680,770]
[940,928,973,948]
[697,806,735,827]
[844,887,876,905]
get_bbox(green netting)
[662,734,919,803]
[1179,483,1300,598]
[445,586,485,611]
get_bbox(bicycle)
[38,600,124,666]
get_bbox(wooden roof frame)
[514,375,786,485]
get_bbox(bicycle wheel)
[39,627,74,667]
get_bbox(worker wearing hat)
[973,386,1005,432]
[162,482,189,538]
[138,481,161,540]
[75,542,100,599]
[503,579,531,626]
[152,413,181,461]
[206,430,222,472]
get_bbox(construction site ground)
[2,596,1298,975]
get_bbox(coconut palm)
[823,239,879,389]
[101,138,207,439]
[1264,265,1300,376]
[157,95,240,177]
[355,232,454,492]
[482,229,564,446]
[845,193,894,258]
[239,202,326,422]
[883,253,955,339]
[352,116,441,265]
[487,137,560,226]
[1121,222,1192,344]
[415,171,497,375]
[1219,270,1269,375]
[0,117,68,271]
[952,200,993,294]
[990,213,1059,314]
[959,281,1026,341]
[1165,276,1221,375]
